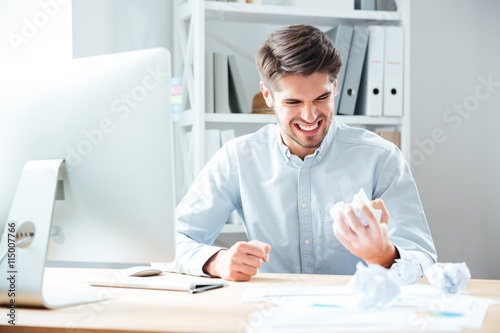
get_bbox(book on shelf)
[287,0,353,9]
[213,53,231,113]
[326,25,354,115]
[355,0,376,10]
[382,26,404,117]
[356,25,384,116]
[376,0,397,11]
[325,25,403,118]
[209,52,250,114]
[338,25,369,116]
[355,0,397,10]
[228,54,250,114]
[205,52,215,113]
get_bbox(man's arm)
[171,145,240,276]
[333,144,436,271]
[171,142,273,280]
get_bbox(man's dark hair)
[256,24,343,93]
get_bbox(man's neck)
[280,136,317,160]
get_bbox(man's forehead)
[274,73,334,98]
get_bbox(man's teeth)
[298,122,319,131]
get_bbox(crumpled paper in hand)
[390,257,423,285]
[349,262,401,310]
[330,188,382,228]
[424,262,471,293]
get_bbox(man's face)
[261,72,336,159]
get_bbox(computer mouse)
[124,266,163,277]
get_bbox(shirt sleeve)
[165,143,241,277]
[373,145,437,274]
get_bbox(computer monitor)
[0,48,176,308]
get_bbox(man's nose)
[301,102,318,123]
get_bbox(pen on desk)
[188,284,225,294]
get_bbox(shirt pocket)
[323,205,349,252]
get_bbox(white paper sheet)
[241,285,358,304]
[243,284,492,332]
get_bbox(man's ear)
[260,81,273,108]
[334,79,338,96]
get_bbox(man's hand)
[203,240,271,281]
[333,199,399,267]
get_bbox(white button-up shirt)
[171,120,437,276]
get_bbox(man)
[171,25,436,281]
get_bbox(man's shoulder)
[334,121,395,152]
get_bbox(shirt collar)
[275,119,339,163]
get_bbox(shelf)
[221,223,246,234]
[336,115,402,125]
[205,112,277,124]
[207,113,401,125]
[204,2,401,26]
[178,110,402,127]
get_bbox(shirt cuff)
[161,245,226,277]
[394,245,436,277]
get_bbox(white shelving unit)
[173,1,411,235]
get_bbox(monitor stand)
[0,159,110,309]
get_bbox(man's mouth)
[295,120,322,133]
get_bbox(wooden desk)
[1,267,499,333]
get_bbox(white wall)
[72,0,173,58]
[0,0,172,62]
[410,0,500,279]
[0,0,72,64]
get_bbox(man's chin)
[292,136,323,150]
[292,130,327,148]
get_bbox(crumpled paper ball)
[349,262,401,310]
[390,257,423,285]
[424,262,471,293]
[330,188,382,228]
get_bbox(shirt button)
[317,155,322,161]
[301,168,306,173]
[301,203,307,209]
[304,239,310,245]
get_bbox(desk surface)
[2,267,500,333]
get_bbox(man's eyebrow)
[282,91,332,103]
[316,91,332,99]
[282,97,302,103]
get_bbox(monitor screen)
[0,48,176,267]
